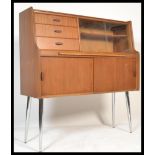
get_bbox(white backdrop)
[14,3,141,129]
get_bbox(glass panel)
[79,18,130,53]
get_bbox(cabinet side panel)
[136,52,140,90]
[19,8,41,98]
[127,21,135,51]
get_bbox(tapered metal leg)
[112,93,115,128]
[39,99,44,152]
[24,96,32,143]
[125,92,132,133]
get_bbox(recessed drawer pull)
[54,30,62,33]
[53,18,60,22]
[55,42,63,45]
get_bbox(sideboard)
[19,7,140,152]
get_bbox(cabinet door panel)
[94,57,137,92]
[41,57,93,96]
[94,57,115,92]
[115,58,136,91]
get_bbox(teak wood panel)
[58,51,138,57]
[114,58,137,91]
[41,57,93,95]
[19,7,41,97]
[36,37,79,50]
[35,13,77,27]
[35,24,79,39]
[94,57,137,92]
[94,57,115,92]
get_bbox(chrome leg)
[24,96,32,143]
[125,92,132,133]
[39,99,43,152]
[112,93,115,128]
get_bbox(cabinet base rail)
[24,92,132,152]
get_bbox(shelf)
[80,32,127,40]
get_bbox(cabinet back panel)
[80,39,113,52]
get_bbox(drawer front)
[35,13,77,27]
[35,24,79,39]
[36,37,79,50]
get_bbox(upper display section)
[32,8,135,54]
[79,19,131,53]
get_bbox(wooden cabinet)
[19,7,140,98]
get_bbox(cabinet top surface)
[27,7,130,24]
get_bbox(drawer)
[36,37,79,50]
[35,13,77,27]
[35,24,78,39]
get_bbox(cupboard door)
[41,57,93,96]
[115,57,137,91]
[94,57,115,92]
[94,57,137,92]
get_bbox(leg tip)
[39,147,42,152]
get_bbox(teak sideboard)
[19,7,140,152]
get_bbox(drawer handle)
[53,18,60,22]
[55,42,63,45]
[54,30,62,33]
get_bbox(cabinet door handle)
[40,72,44,81]
[54,30,62,33]
[53,18,60,22]
[132,64,136,77]
[55,42,63,45]
[133,69,136,77]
